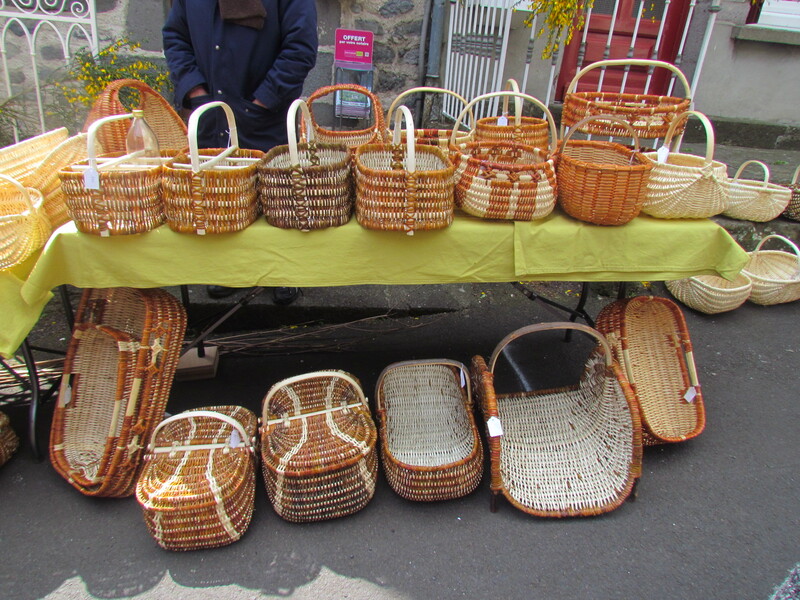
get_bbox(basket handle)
[0,173,36,213]
[662,110,715,165]
[287,98,315,166]
[450,91,558,154]
[560,114,642,153]
[751,234,800,260]
[391,105,416,173]
[374,359,471,413]
[488,322,614,373]
[500,78,524,125]
[262,370,368,420]
[733,160,770,187]
[187,101,239,173]
[85,112,137,171]
[565,59,692,99]
[147,410,253,454]
[386,86,475,133]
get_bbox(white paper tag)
[656,145,670,164]
[83,167,100,190]
[61,382,72,406]
[496,116,508,127]
[196,228,206,236]
[459,368,467,388]
[229,429,241,448]
[487,416,503,437]
[683,386,697,403]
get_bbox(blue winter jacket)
[163,0,318,151]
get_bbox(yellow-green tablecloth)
[2,211,748,358]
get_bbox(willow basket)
[259,99,353,231]
[0,411,19,468]
[475,79,550,151]
[260,370,378,522]
[450,90,557,221]
[641,110,729,219]
[375,359,483,502]
[0,174,51,271]
[556,114,652,226]
[163,101,262,234]
[136,406,258,551]
[471,322,642,517]
[723,160,791,222]
[0,128,69,183]
[562,59,692,139]
[596,296,705,445]
[49,287,187,498]
[355,106,455,235]
[303,84,385,150]
[666,272,752,315]
[742,234,800,305]
[782,166,800,221]
[386,86,475,149]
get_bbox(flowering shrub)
[524,0,597,59]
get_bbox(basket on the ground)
[471,322,642,517]
[450,91,557,221]
[83,78,188,154]
[666,272,753,314]
[355,105,455,234]
[475,79,550,151]
[595,296,705,445]
[742,234,800,305]
[303,84,385,150]
[641,110,729,219]
[260,370,378,522]
[723,160,791,222]
[49,287,186,497]
[0,411,19,467]
[556,114,652,226]
[163,101,262,234]
[375,359,483,501]
[259,99,353,231]
[782,166,800,221]
[59,113,167,236]
[561,59,692,139]
[0,174,51,270]
[135,406,258,551]
[386,86,474,149]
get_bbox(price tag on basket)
[656,145,670,164]
[83,167,100,190]
[486,416,503,437]
[683,386,697,403]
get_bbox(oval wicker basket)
[723,160,791,222]
[386,86,475,149]
[666,272,753,314]
[303,84,385,150]
[780,165,800,221]
[0,174,51,271]
[742,234,800,305]
[474,79,550,151]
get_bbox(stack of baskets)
[0,411,19,467]
[722,160,791,222]
[741,234,800,305]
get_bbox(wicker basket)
[782,165,800,221]
[162,101,262,234]
[596,296,706,445]
[561,59,692,139]
[386,86,474,149]
[82,78,188,154]
[260,370,378,522]
[556,114,652,226]
[259,98,353,231]
[303,84,385,150]
[450,91,558,221]
[666,272,753,315]
[0,174,51,271]
[59,113,167,236]
[742,234,800,305]
[471,322,642,517]
[355,105,455,234]
[0,128,69,183]
[0,411,20,467]
[723,160,792,222]
[475,79,550,151]
[135,406,258,551]
[641,110,729,219]
[49,287,187,497]
[375,359,483,501]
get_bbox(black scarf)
[218,0,266,30]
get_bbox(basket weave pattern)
[723,160,791,222]
[0,411,19,467]
[742,235,800,305]
[0,175,51,270]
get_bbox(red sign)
[334,29,374,66]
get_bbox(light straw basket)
[723,160,791,222]
[0,174,51,270]
[741,234,800,305]
[666,272,753,314]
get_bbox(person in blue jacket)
[163,0,318,303]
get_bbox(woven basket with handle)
[303,84,385,150]
[562,59,692,139]
[742,234,800,305]
[475,79,550,151]
[375,359,483,502]
[723,160,791,222]
[0,174,51,271]
[135,406,258,551]
[259,99,353,231]
[386,86,475,150]
[163,101,263,234]
[666,272,753,315]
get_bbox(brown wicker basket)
[49,287,187,497]
[386,86,474,150]
[163,101,262,234]
[82,79,188,154]
[355,105,455,234]
[0,411,20,467]
[471,322,642,517]
[666,272,753,315]
[742,234,800,305]
[723,160,791,222]
[303,84,385,150]
[641,110,729,219]
[475,79,550,151]
[595,296,706,445]
[60,113,167,236]
[556,114,652,226]
[260,370,378,522]
[135,406,258,551]
[375,359,483,502]
[0,174,51,271]
[782,166,800,221]
[450,91,558,221]
[562,59,692,139]
[259,99,353,231]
